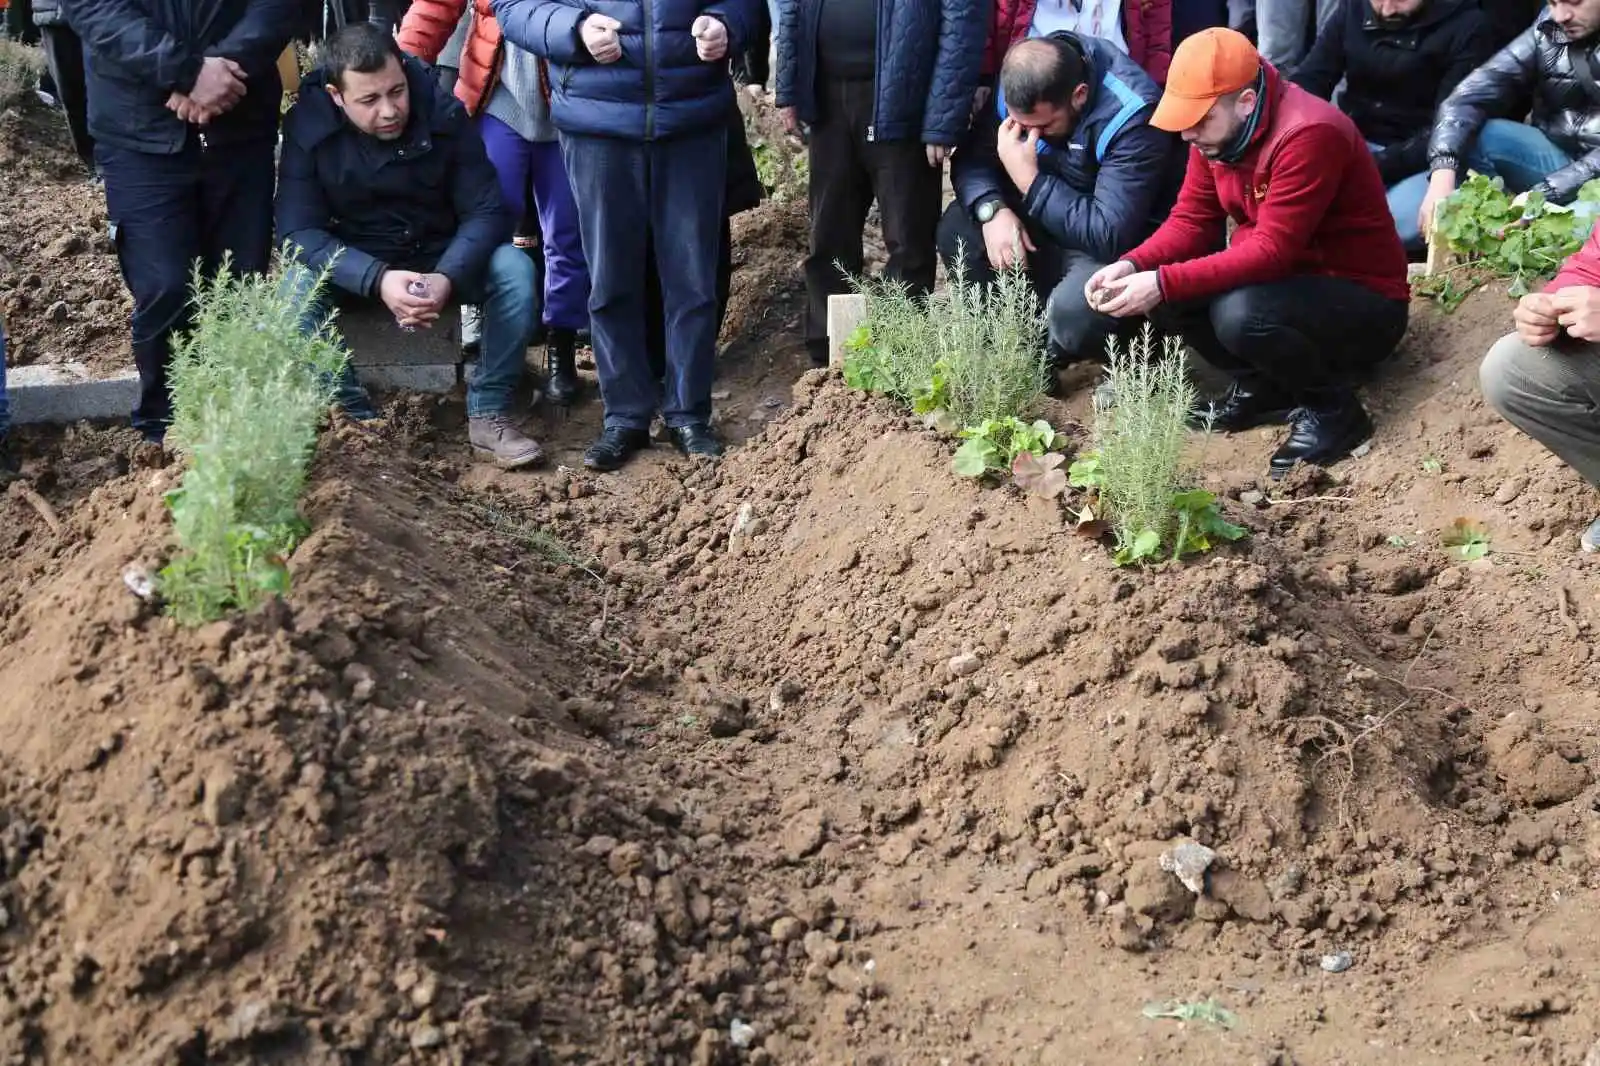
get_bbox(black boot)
[545,328,581,407]
[1270,390,1373,479]
[1190,377,1295,432]
[583,426,651,472]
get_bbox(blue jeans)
[289,244,539,417]
[1464,118,1575,195]
[561,127,728,432]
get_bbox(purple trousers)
[478,113,591,331]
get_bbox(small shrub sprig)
[1068,327,1245,566]
[842,254,1058,492]
[159,250,348,623]
[0,40,44,106]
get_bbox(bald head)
[1000,35,1088,115]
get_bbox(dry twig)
[7,481,62,536]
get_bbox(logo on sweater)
[1253,182,1269,202]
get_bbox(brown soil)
[9,99,1600,1065]
[0,100,132,376]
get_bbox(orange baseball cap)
[1150,28,1262,133]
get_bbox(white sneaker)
[1581,516,1600,554]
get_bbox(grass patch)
[158,252,346,623]
[0,40,44,106]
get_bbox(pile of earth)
[0,418,835,1065]
[0,98,130,375]
[531,341,1600,972]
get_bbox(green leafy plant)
[1421,456,1444,475]
[843,256,1047,430]
[746,117,809,202]
[158,250,347,624]
[952,417,1060,478]
[1070,327,1246,565]
[1418,174,1600,309]
[1443,518,1491,561]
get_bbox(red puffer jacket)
[399,0,538,116]
[980,0,1172,84]
[1548,227,1600,293]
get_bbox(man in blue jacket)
[777,0,986,368]
[62,0,298,442]
[277,24,544,469]
[494,0,757,471]
[940,33,1182,381]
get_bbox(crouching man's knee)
[1480,332,1547,421]
[1046,278,1114,362]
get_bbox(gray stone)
[7,363,140,425]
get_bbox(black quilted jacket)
[775,0,989,145]
[1429,13,1600,203]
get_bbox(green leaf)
[1131,528,1161,559]
[1068,454,1105,490]
[952,437,1000,478]
[845,323,872,352]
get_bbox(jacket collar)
[1536,11,1600,47]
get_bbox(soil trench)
[8,94,1600,1066]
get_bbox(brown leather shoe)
[469,414,544,470]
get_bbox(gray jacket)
[1429,13,1600,203]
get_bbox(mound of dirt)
[0,101,132,375]
[0,431,810,1064]
[536,366,1596,966]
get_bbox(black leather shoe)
[1190,379,1295,432]
[582,427,651,472]
[544,328,581,407]
[1269,395,1373,479]
[670,422,724,459]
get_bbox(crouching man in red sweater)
[1481,229,1600,552]
[1085,28,1411,479]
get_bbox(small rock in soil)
[1492,477,1528,505]
[1320,951,1353,973]
[780,809,826,862]
[1435,568,1465,590]
[202,768,246,827]
[730,1019,756,1048]
[771,916,806,943]
[1159,840,1216,894]
[410,1024,445,1050]
[947,652,982,678]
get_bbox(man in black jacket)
[1419,0,1600,232]
[62,0,297,442]
[1293,0,1493,254]
[939,34,1181,379]
[278,24,543,469]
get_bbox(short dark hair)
[1000,36,1088,113]
[323,23,403,88]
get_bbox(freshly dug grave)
[0,99,131,375]
[0,420,817,1065]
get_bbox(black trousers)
[1149,276,1409,400]
[39,24,93,169]
[936,203,1139,364]
[804,77,940,359]
[97,137,277,435]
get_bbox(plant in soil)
[1415,173,1600,309]
[158,252,347,624]
[951,417,1060,479]
[844,255,1047,430]
[1443,517,1492,561]
[1068,327,1245,565]
[0,40,44,105]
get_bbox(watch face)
[978,201,999,222]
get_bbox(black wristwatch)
[974,198,1005,224]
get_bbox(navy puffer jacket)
[775,0,988,145]
[492,0,756,140]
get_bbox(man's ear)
[1072,82,1090,110]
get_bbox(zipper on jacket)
[866,0,881,142]
[643,0,656,139]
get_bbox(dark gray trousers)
[1481,333,1600,488]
